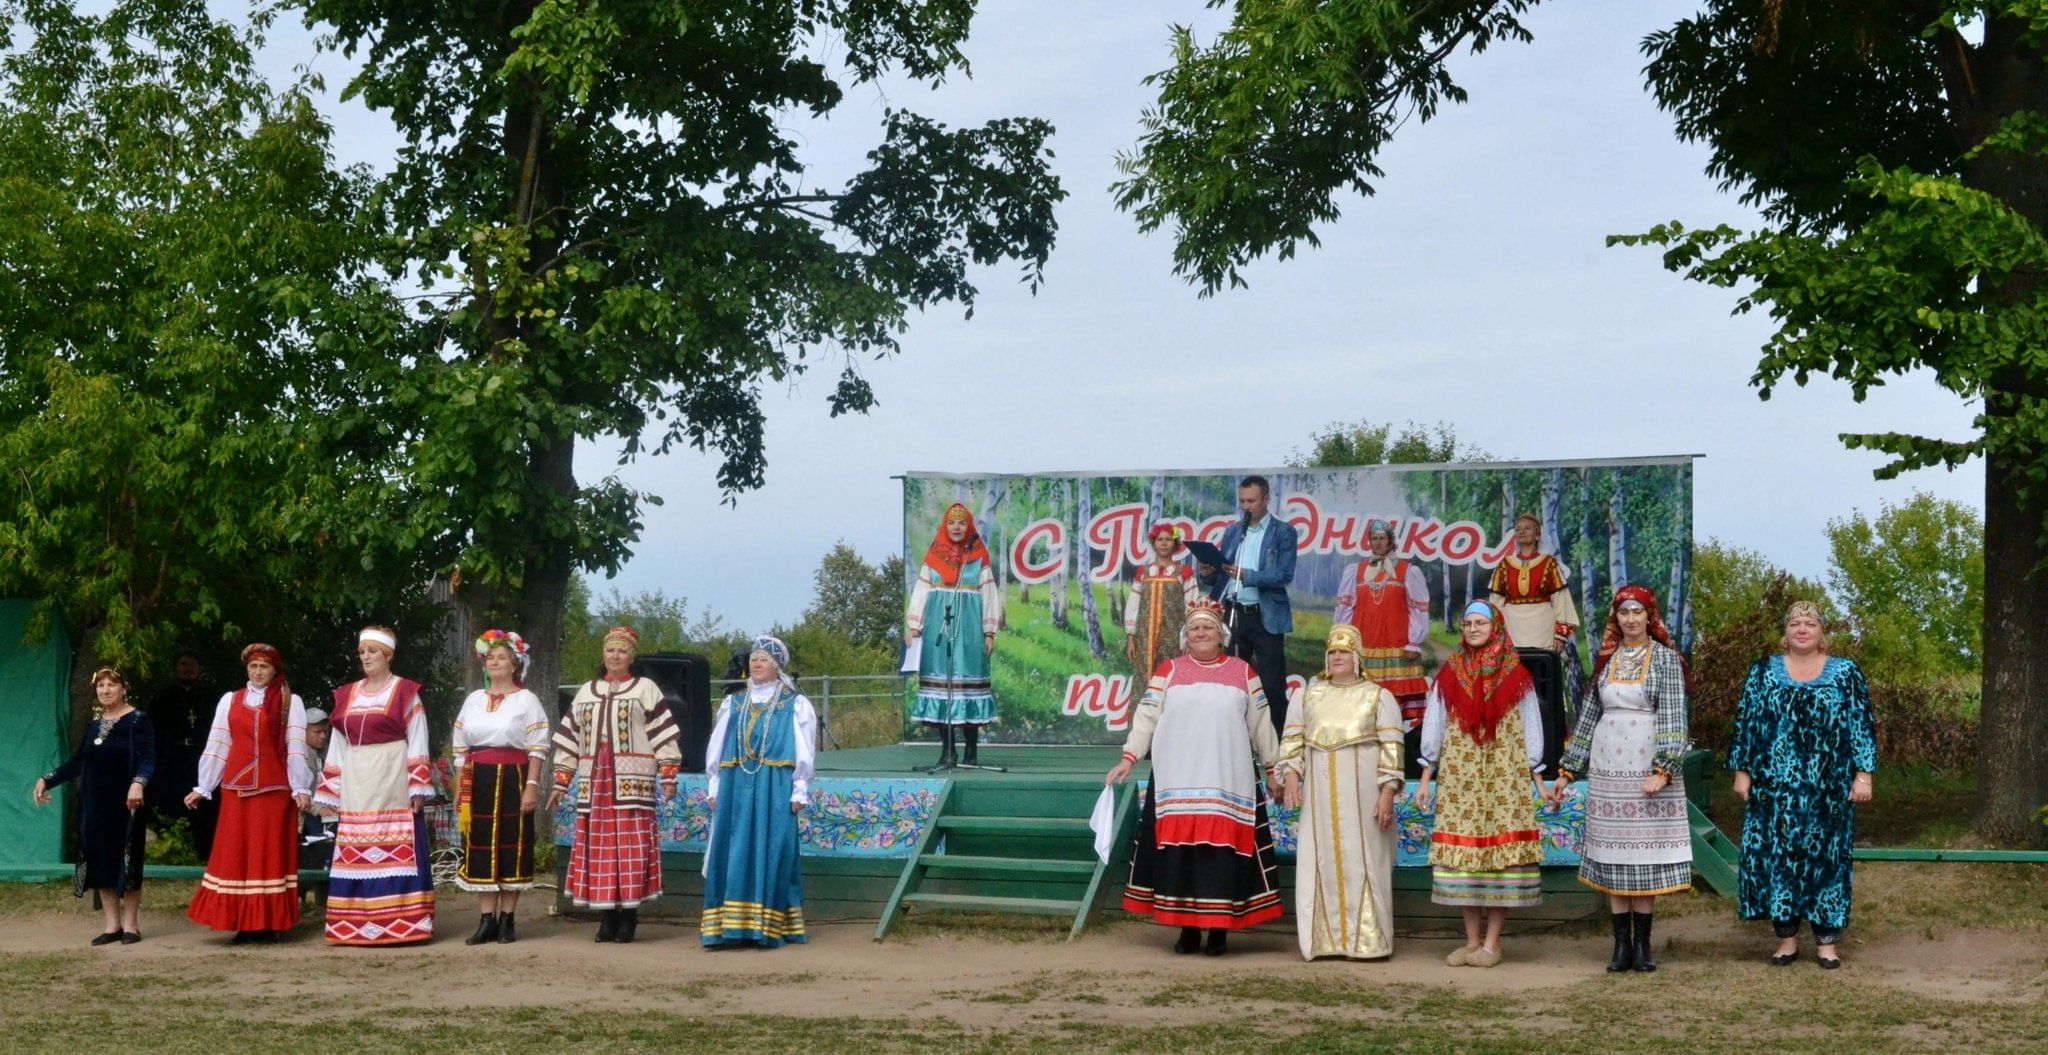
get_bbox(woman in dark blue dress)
[1728,601,1876,969]
[33,668,158,945]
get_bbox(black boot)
[1606,912,1635,973]
[495,912,517,944]
[465,913,500,945]
[616,907,640,944]
[1631,912,1657,972]
[928,724,957,770]
[1203,928,1228,956]
[1173,926,1201,954]
[594,909,619,943]
[962,725,980,766]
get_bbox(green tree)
[801,543,906,649]
[558,575,741,684]
[1118,1,2045,842]
[284,0,1064,699]
[1290,419,1486,466]
[1691,540,1831,645]
[1825,493,1984,686]
[0,0,428,723]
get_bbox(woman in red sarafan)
[184,643,313,943]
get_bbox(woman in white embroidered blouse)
[451,629,552,944]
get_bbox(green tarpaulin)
[0,600,70,871]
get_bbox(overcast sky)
[248,1,1984,633]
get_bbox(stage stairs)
[875,777,1139,941]
[1688,800,1740,897]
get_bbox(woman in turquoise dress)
[701,635,817,948]
[1728,600,1876,970]
[904,503,1003,767]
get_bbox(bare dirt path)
[2,889,2041,1034]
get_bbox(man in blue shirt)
[1197,475,1297,733]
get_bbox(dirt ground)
[3,880,2043,1036]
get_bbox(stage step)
[1688,800,1740,897]
[918,854,1096,876]
[876,780,1140,942]
[932,816,1092,836]
[902,892,1084,916]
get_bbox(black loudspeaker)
[632,652,715,772]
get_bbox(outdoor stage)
[555,744,1603,933]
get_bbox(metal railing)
[712,673,905,751]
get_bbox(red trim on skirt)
[1430,828,1541,849]
[1155,813,1257,856]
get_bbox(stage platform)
[553,743,1604,933]
[813,743,1140,780]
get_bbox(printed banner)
[903,458,1694,744]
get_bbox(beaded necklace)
[734,682,786,775]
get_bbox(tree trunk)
[1977,447,2048,845]
[65,622,106,745]
[1078,477,1105,658]
[1050,479,1070,629]
[1669,471,1691,647]
[1440,472,1455,632]
[1579,468,1597,627]
[1607,483,1630,590]
[519,436,576,715]
[978,480,1009,630]
[1954,19,2048,845]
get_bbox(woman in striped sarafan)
[1416,601,1546,968]
[1552,585,1692,973]
[1106,599,1282,957]
[315,626,436,946]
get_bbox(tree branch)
[711,193,844,217]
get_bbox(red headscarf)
[1433,601,1533,745]
[238,643,291,757]
[922,503,992,587]
[1593,585,1686,684]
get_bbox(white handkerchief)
[1088,785,1117,863]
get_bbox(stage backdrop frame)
[901,457,1696,745]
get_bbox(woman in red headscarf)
[1414,601,1546,968]
[1550,585,1693,973]
[903,503,1003,767]
[183,643,314,942]
[1123,523,1194,680]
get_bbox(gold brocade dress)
[1277,678,1405,960]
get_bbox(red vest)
[223,687,288,793]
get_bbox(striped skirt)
[458,752,537,892]
[1431,865,1543,908]
[325,740,435,945]
[1121,783,1282,930]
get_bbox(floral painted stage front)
[552,776,947,859]
[550,775,1589,867]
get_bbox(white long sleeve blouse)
[704,680,818,805]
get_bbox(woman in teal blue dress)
[1728,601,1876,969]
[701,636,816,948]
[904,503,1003,767]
